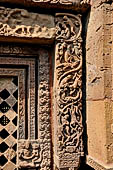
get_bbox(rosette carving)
[54,13,84,169]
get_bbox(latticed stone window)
[0,49,51,170]
[0,77,18,169]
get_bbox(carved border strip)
[18,50,51,169]
[38,49,51,169]
[0,44,40,56]
[0,22,56,40]
[54,13,83,169]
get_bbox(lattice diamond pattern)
[0,89,10,100]
[0,101,11,113]
[0,129,9,139]
[0,77,18,170]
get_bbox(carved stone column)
[54,13,84,170]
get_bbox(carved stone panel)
[0,6,55,43]
[54,13,83,169]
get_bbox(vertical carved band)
[54,13,84,169]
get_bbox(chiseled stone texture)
[86,0,113,169]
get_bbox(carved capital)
[54,13,84,169]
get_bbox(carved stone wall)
[1,1,113,170]
[2,1,112,170]
[0,3,88,169]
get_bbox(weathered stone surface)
[86,0,113,169]
[0,7,54,28]
[0,7,55,43]
[86,2,112,100]
[87,100,108,163]
[87,99,113,168]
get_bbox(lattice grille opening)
[0,76,18,170]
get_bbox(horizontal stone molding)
[0,0,91,12]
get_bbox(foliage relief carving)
[54,13,84,168]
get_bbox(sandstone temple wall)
[0,0,113,170]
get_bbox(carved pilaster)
[54,13,84,169]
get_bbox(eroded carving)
[32,0,91,5]
[33,0,73,4]
[18,140,42,168]
[0,7,55,40]
[54,13,83,168]
[80,0,91,4]
[0,22,55,39]
[0,7,54,28]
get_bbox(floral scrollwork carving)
[18,140,42,168]
[54,13,84,169]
